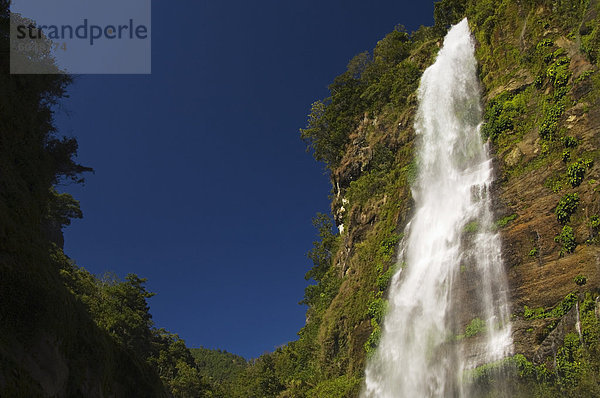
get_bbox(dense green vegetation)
[57,251,218,396]
[556,225,577,255]
[555,193,580,224]
[458,317,487,339]
[300,26,430,170]
[190,347,247,389]
[470,293,600,397]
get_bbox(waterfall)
[362,19,512,397]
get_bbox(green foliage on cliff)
[556,225,577,255]
[150,330,215,397]
[464,317,486,338]
[555,193,580,224]
[566,158,593,187]
[495,213,518,228]
[190,347,247,384]
[300,25,424,170]
[54,246,217,397]
[481,92,517,140]
[523,292,578,322]
[306,375,362,398]
[469,294,600,397]
[574,274,588,286]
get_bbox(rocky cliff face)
[475,0,600,367]
[0,4,167,395]
[306,0,600,394]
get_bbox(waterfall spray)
[362,19,512,397]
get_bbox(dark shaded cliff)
[0,3,216,396]
[0,3,168,396]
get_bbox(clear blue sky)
[54,0,434,359]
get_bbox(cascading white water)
[362,19,512,397]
